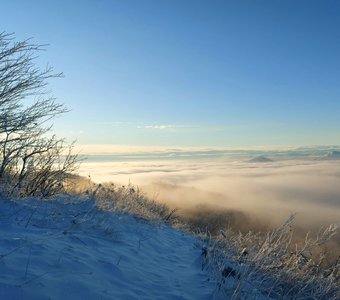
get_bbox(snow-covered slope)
[0,196,223,300]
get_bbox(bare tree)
[0,32,79,197]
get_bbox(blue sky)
[1,0,340,147]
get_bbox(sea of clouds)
[78,145,340,235]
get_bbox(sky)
[1,0,340,148]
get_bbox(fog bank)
[79,155,340,234]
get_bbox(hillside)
[0,193,338,299]
[325,150,340,160]
[247,156,273,163]
[0,196,234,299]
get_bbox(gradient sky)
[1,0,340,147]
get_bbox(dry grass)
[201,215,340,299]
[65,177,179,225]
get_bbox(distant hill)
[248,155,273,163]
[325,150,340,160]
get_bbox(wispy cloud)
[95,122,196,131]
[141,124,201,130]
[143,125,176,130]
[138,122,285,133]
[94,121,284,133]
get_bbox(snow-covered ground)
[0,195,228,300]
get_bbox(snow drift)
[0,195,221,299]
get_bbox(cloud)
[142,124,201,130]
[144,125,176,130]
[140,122,285,133]
[78,154,340,237]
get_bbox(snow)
[0,195,224,299]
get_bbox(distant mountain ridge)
[325,150,340,160]
[248,155,273,163]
